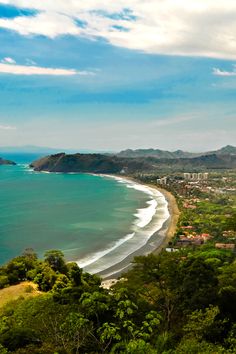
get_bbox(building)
[183,172,209,181]
[157,177,167,185]
[184,173,191,180]
[198,173,203,180]
[215,243,235,250]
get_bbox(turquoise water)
[0,156,150,266]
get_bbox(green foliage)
[0,344,8,354]
[173,338,226,354]
[120,339,157,354]
[178,257,218,311]
[0,247,236,353]
[1,328,39,352]
[0,250,38,287]
[218,260,236,320]
[67,262,82,286]
[0,276,9,289]
[183,306,222,341]
[44,250,67,273]
[33,263,57,291]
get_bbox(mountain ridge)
[117,145,236,159]
[30,150,236,174]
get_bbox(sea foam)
[134,199,158,228]
[78,232,135,268]
[77,175,170,275]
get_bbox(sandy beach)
[151,186,180,254]
[114,177,180,254]
[100,176,180,286]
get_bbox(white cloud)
[213,67,236,77]
[0,62,90,75]
[1,57,16,64]
[0,124,16,130]
[0,1,236,58]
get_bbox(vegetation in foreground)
[0,246,236,353]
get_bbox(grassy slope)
[0,281,41,308]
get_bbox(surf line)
[77,174,170,275]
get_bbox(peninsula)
[30,148,236,174]
[0,157,16,166]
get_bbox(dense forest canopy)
[0,246,236,353]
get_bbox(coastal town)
[137,170,236,253]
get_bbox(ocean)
[0,153,170,276]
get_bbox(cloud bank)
[0,58,90,75]
[0,0,236,59]
[0,63,77,75]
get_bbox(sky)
[0,0,235,152]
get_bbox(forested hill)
[30,153,152,173]
[0,157,16,166]
[30,152,236,173]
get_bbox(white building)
[183,172,209,181]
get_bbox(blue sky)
[0,0,235,151]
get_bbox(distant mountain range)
[2,145,236,173]
[1,145,235,158]
[117,145,236,159]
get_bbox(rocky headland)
[0,157,16,166]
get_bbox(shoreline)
[151,186,180,254]
[26,168,180,282]
[110,176,180,254]
[98,175,180,283]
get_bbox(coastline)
[151,186,180,254]
[98,175,180,283]
[26,167,180,282]
[111,176,180,255]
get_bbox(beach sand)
[116,177,180,254]
[151,186,180,254]
[101,178,180,287]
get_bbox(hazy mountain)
[117,145,236,159]
[207,145,236,156]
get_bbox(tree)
[1,328,40,352]
[44,250,67,274]
[0,344,8,354]
[174,338,226,354]
[3,252,38,285]
[178,257,218,312]
[59,312,92,354]
[183,306,221,341]
[67,262,82,286]
[218,261,236,321]
[33,263,57,291]
[0,276,9,289]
